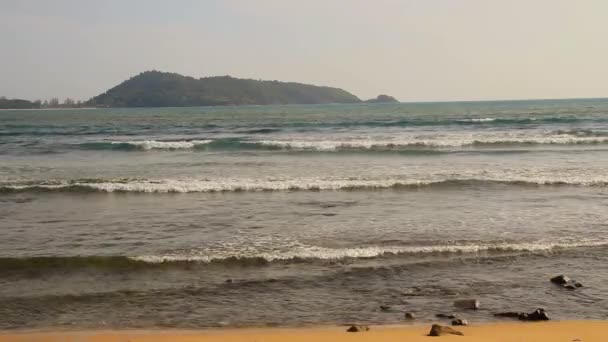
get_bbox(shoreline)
[1,321,607,342]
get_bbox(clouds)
[1,0,607,101]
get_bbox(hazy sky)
[1,0,607,102]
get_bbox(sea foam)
[131,239,608,264]
[112,140,212,150]
[3,175,607,194]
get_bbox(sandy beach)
[1,321,606,342]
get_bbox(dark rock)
[452,319,469,326]
[346,325,369,332]
[404,312,416,320]
[521,308,550,321]
[428,324,464,337]
[224,279,233,284]
[496,308,549,321]
[551,274,583,289]
[436,313,456,319]
[454,299,480,310]
[550,275,571,285]
[379,305,391,312]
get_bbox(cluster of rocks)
[347,274,581,336]
[551,275,583,290]
[435,314,468,326]
[346,325,369,332]
[451,319,469,326]
[348,323,467,336]
[494,308,550,321]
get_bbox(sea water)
[1,99,607,328]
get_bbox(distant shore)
[1,321,606,342]
[0,107,98,111]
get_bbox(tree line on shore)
[0,96,85,109]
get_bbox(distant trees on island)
[0,96,85,109]
[41,97,85,108]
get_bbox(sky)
[1,0,607,102]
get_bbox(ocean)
[1,99,607,329]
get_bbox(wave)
[74,133,608,153]
[2,240,605,273]
[224,116,606,129]
[554,129,608,137]
[364,116,600,127]
[79,140,212,151]
[133,240,608,264]
[235,128,283,134]
[1,177,607,194]
[456,118,498,123]
[3,116,608,138]
[255,136,608,150]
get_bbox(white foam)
[69,178,439,192]
[113,140,212,150]
[131,239,608,263]
[256,135,608,150]
[458,118,497,122]
[4,175,608,193]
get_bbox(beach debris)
[454,299,479,310]
[379,305,391,312]
[428,324,464,336]
[451,319,468,326]
[494,308,550,321]
[550,275,583,290]
[435,313,456,319]
[404,312,416,320]
[346,325,370,332]
[224,279,233,284]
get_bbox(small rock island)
[364,94,400,103]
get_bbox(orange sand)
[1,321,606,342]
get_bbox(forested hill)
[88,71,363,107]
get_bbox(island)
[364,94,400,104]
[88,71,364,107]
[2,71,400,109]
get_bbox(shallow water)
[1,100,607,329]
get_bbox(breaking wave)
[1,239,605,274]
[74,133,608,153]
[133,239,608,264]
[457,118,498,123]
[1,177,607,194]
[255,136,608,150]
[79,140,212,151]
